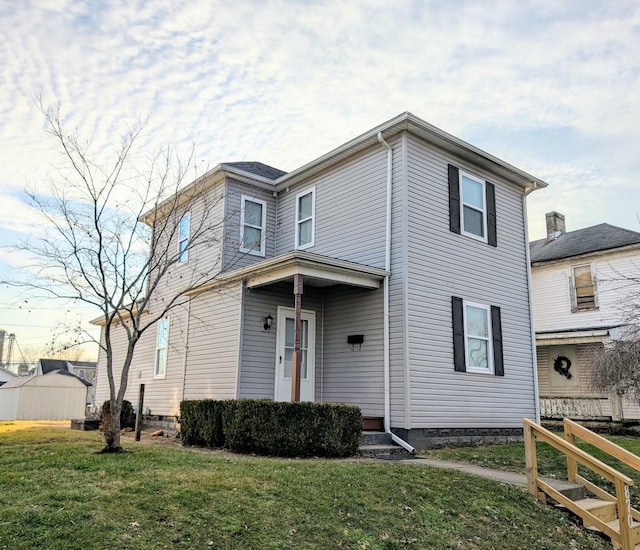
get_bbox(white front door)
[275,306,316,402]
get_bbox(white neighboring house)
[530,212,640,421]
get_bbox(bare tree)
[590,269,640,402]
[4,102,230,452]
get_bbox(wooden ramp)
[524,418,640,550]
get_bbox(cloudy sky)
[1,0,639,360]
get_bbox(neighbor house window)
[448,165,497,247]
[178,213,190,263]
[452,297,504,376]
[571,265,597,311]
[295,187,315,249]
[154,319,169,378]
[240,196,266,256]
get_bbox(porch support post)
[291,273,304,402]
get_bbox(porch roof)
[186,251,389,296]
[535,325,625,345]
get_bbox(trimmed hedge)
[180,399,362,458]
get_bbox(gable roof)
[273,112,548,192]
[530,223,640,264]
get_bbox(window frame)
[177,213,191,264]
[295,187,316,250]
[571,264,598,311]
[459,170,487,242]
[239,195,267,257]
[154,318,169,379]
[463,300,494,375]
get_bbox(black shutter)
[452,296,466,372]
[448,164,461,234]
[486,181,497,247]
[491,305,504,376]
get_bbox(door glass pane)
[284,348,293,379]
[285,318,294,347]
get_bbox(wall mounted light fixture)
[263,313,274,331]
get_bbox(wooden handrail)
[524,419,634,486]
[524,418,636,550]
[564,418,640,472]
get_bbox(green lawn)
[424,435,640,507]
[0,423,612,550]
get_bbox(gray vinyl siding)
[404,134,536,429]
[183,282,243,400]
[221,179,277,272]
[93,307,188,417]
[238,283,323,400]
[275,144,388,268]
[322,285,384,417]
[388,133,408,427]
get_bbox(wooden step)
[604,519,640,545]
[572,498,618,525]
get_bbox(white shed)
[0,371,89,420]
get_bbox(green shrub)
[100,399,135,429]
[180,399,229,447]
[180,398,362,458]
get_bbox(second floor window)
[571,265,597,311]
[240,196,266,256]
[460,172,486,240]
[178,213,190,263]
[295,187,315,249]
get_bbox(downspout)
[523,182,541,423]
[378,132,415,454]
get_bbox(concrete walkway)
[388,457,585,499]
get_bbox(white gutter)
[378,132,415,455]
[523,182,541,423]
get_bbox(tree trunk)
[101,398,123,453]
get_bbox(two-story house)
[531,212,640,422]
[94,112,547,449]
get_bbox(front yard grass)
[424,434,640,508]
[0,423,612,550]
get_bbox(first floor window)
[571,264,597,311]
[155,319,169,378]
[452,296,504,376]
[178,213,190,263]
[240,196,266,255]
[295,187,315,249]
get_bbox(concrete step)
[360,431,392,446]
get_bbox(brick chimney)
[546,211,566,240]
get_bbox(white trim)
[154,318,169,379]
[177,212,191,264]
[295,187,316,250]
[459,171,487,243]
[274,306,316,402]
[463,301,494,375]
[239,195,267,256]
